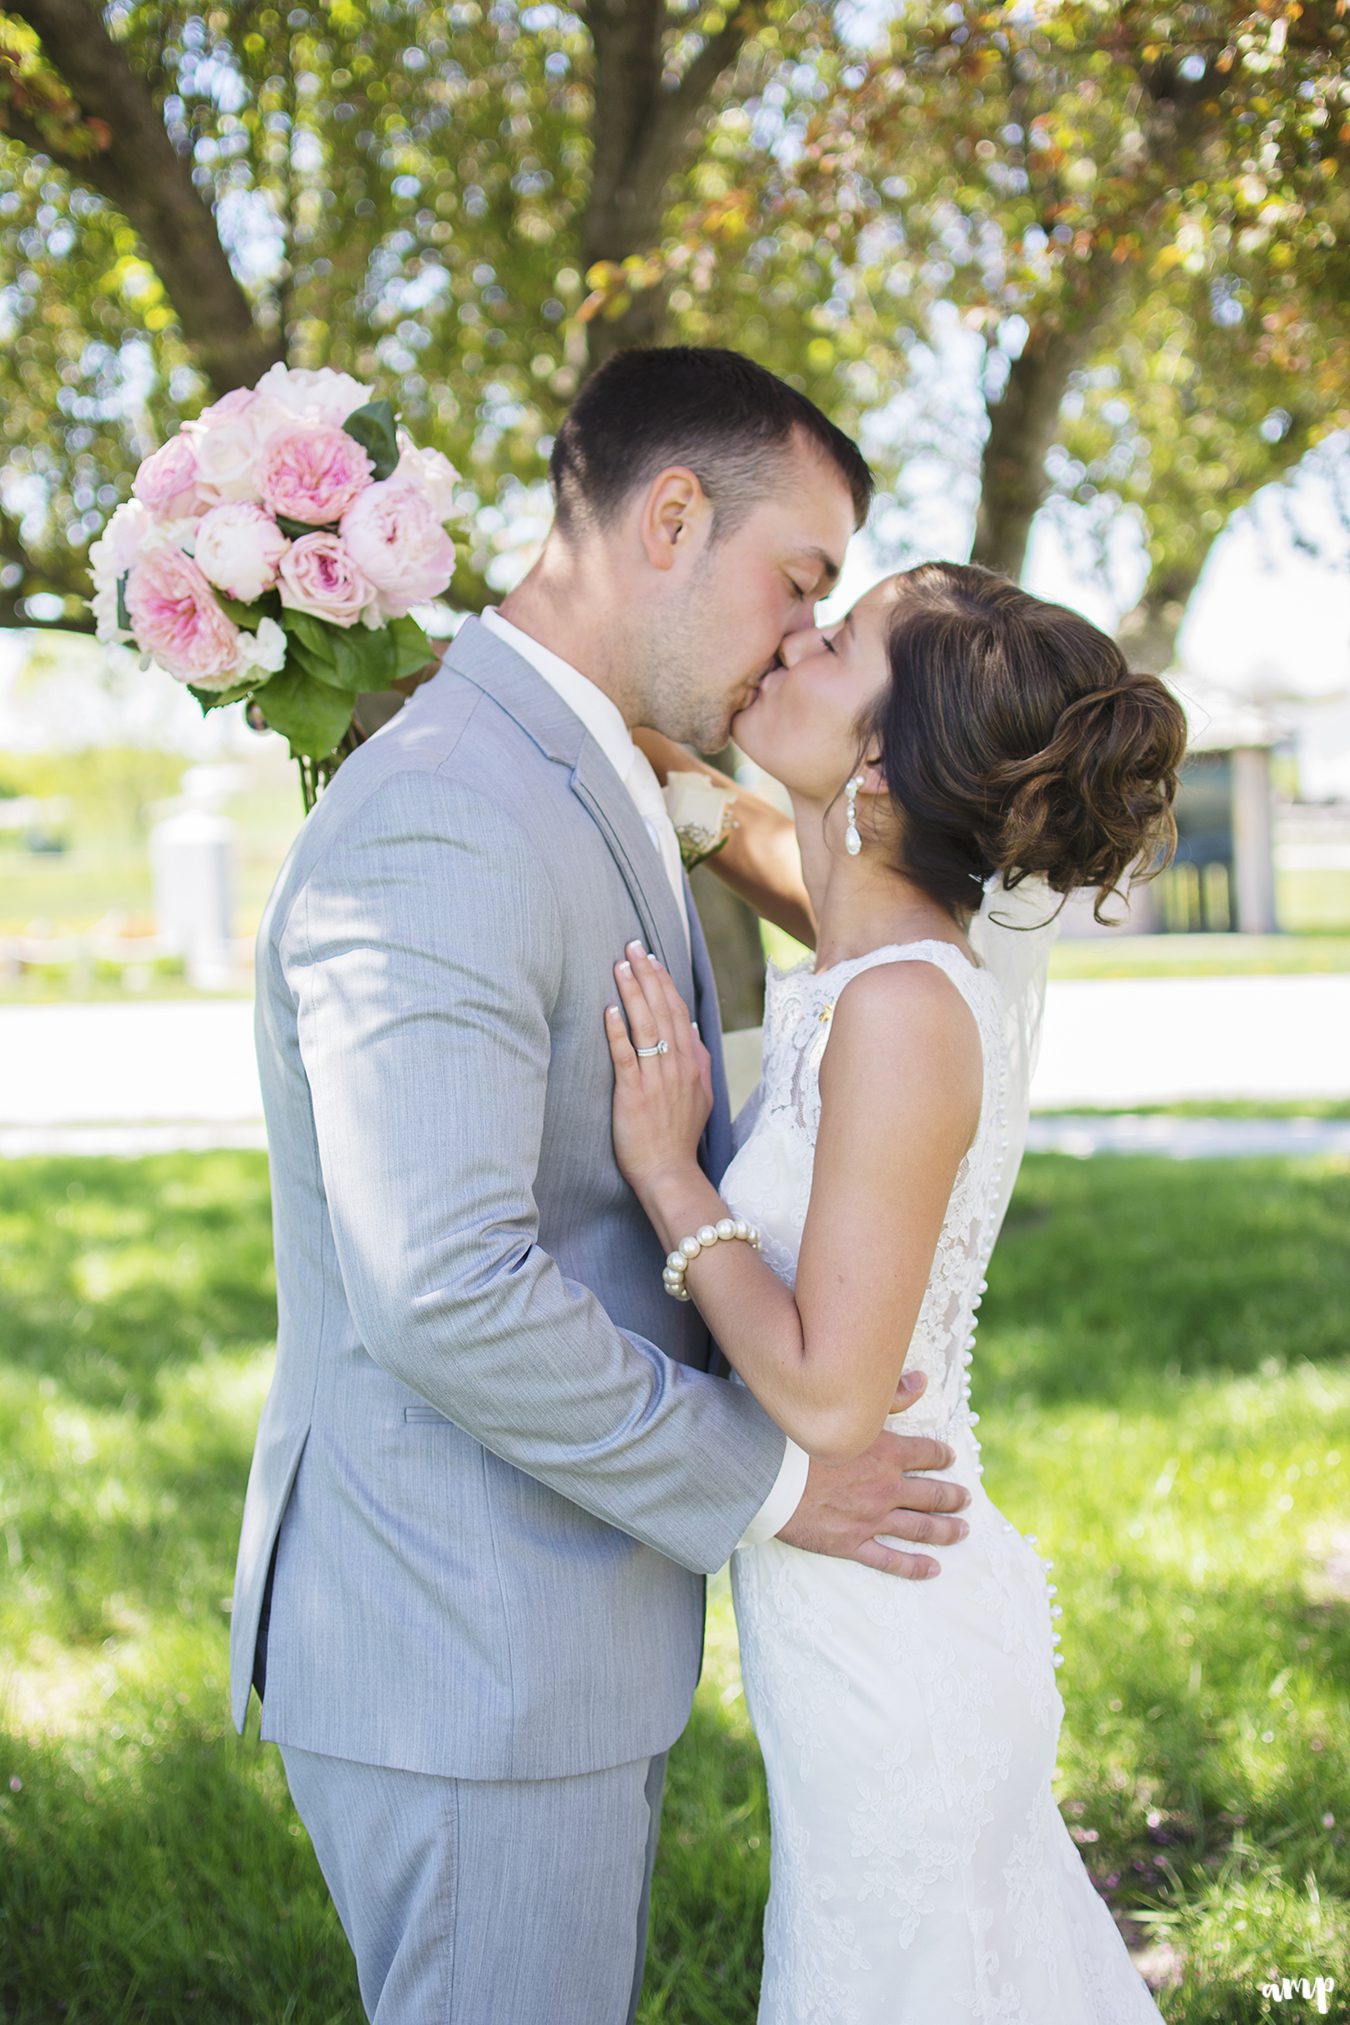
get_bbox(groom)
[231,345,972,2022]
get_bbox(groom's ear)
[638,465,712,572]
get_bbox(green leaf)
[188,681,255,713]
[252,669,355,761]
[275,513,332,539]
[213,591,263,626]
[284,609,340,663]
[343,398,400,482]
[386,614,436,683]
[116,572,130,634]
[285,638,354,694]
[330,622,372,690]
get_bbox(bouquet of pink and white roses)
[89,364,459,807]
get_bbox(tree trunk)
[969,318,1098,583]
[1115,562,1207,675]
[581,0,761,370]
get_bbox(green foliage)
[1,1150,1347,2019]
[341,397,400,482]
[0,745,186,842]
[248,662,353,762]
[688,2,1350,577]
[235,607,434,760]
[0,0,1346,654]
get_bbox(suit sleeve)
[283,767,787,1575]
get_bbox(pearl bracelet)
[663,1217,762,1301]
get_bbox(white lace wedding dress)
[722,939,1165,2025]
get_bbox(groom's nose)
[778,624,818,667]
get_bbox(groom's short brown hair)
[549,346,874,540]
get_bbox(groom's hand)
[775,1373,971,1579]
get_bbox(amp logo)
[1258,1976,1336,2016]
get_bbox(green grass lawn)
[1048,930,1350,979]
[2,1151,1348,2023]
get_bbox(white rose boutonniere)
[663,771,737,872]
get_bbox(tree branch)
[582,0,766,363]
[639,8,761,202]
[5,0,282,394]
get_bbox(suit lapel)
[570,743,690,988]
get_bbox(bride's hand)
[606,939,713,1196]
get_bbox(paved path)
[1024,1114,1350,1160]
[1032,975,1350,1109]
[3,976,1348,1157]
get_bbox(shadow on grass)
[1056,1561,1350,1890]
[986,1156,1350,1408]
[1,1152,277,1650]
[0,1719,358,2025]
[0,1154,277,1418]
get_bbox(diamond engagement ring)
[635,1041,670,1058]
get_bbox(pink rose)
[125,546,241,686]
[339,478,456,618]
[277,531,377,628]
[133,435,207,522]
[259,423,373,526]
[194,503,290,603]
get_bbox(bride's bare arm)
[633,726,816,950]
[609,951,981,1462]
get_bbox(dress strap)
[823,940,997,1036]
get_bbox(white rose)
[392,434,460,521]
[88,499,181,645]
[189,395,269,503]
[233,615,288,688]
[194,502,290,603]
[253,363,376,429]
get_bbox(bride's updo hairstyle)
[858,562,1188,923]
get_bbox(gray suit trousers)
[281,1742,668,2025]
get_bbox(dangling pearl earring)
[844,775,864,857]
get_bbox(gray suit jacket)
[229,615,788,1780]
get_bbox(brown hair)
[857,562,1188,923]
[550,346,874,539]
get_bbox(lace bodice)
[719,940,1009,1437]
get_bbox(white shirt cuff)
[736,1436,810,1548]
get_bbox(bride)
[605,560,1187,2023]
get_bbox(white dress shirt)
[479,606,808,1547]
